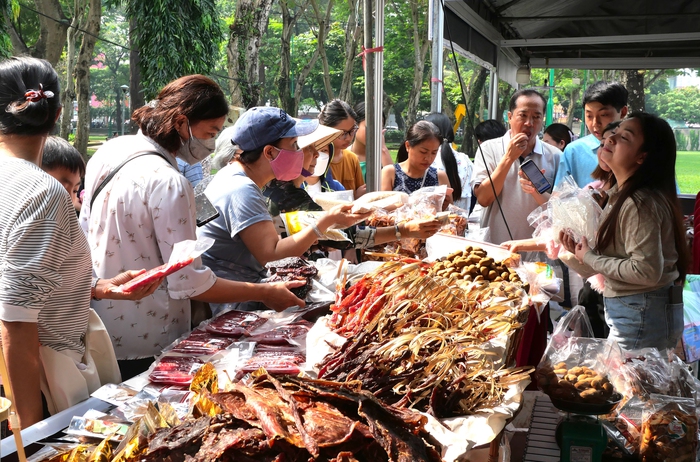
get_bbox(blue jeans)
[604,286,683,351]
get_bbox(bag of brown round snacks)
[537,360,616,404]
[640,394,698,462]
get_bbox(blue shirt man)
[553,81,628,188]
[554,134,601,187]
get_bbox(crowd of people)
[0,56,689,432]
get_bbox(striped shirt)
[0,158,91,358]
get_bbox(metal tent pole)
[429,0,444,113]
[364,0,385,193]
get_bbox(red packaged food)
[116,257,194,294]
[248,320,312,345]
[148,356,204,386]
[239,348,306,375]
[205,311,268,337]
[171,334,235,356]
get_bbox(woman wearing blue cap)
[199,107,372,314]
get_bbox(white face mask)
[176,121,216,165]
[312,152,330,177]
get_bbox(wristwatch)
[394,224,402,240]
[91,277,101,301]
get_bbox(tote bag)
[39,309,121,414]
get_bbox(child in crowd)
[41,136,85,213]
[319,99,366,197]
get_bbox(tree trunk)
[565,87,580,128]
[278,0,310,115]
[5,14,30,55]
[405,0,429,129]
[394,102,406,132]
[309,0,334,102]
[497,81,511,125]
[293,37,322,113]
[59,0,85,140]
[338,0,361,103]
[622,69,645,113]
[227,0,274,108]
[5,0,67,65]
[461,67,487,156]
[31,0,68,66]
[129,16,144,116]
[73,0,100,159]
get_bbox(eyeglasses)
[340,125,359,139]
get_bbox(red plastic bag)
[115,236,214,294]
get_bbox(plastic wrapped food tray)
[148,356,204,386]
[171,333,235,356]
[239,348,306,375]
[248,320,312,346]
[205,310,268,337]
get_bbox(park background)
[1,0,699,194]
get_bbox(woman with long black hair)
[561,112,688,351]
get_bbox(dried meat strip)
[357,398,440,462]
[192,427,268,461]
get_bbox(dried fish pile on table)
[123,371,442,462]
[319,257,532,418]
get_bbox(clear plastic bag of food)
[549,175,603,248]
[274,210,351,241]
[536,306,623,404]
[408,184,447,215]
[439,204,469,236]
[611,349,673,402]
[312,190,354,211]
[367,208,395,228]
[350,191,408,213]
[114,236,214,294]
[640,394,698,462]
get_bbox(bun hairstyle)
[131,74,228,153]
[425,112,462,200]
[0,56,61,136]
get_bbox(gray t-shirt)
[198,165,271,285]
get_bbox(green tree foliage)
[649,86,700,125]
[127,0,224,99]
[0,0,14,58]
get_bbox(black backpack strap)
[89,150,171,210]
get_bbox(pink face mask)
[269,146,304,181]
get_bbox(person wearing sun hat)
[198,107,371,315]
